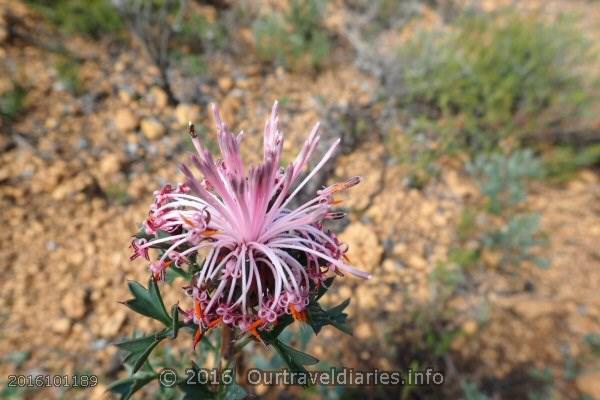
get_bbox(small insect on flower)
[132,101,370,347]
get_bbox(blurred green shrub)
[176,13,227,52]
[252,0,331,71]
[0,85,26,121]
[481,213,548,269]
[170,12,227,78]
[461,150,548,271]
[27,0,123,39]
[543,144,600,183]
[54,58,82,95]
[394,11,591,154]
[467,149,543,214]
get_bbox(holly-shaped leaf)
[106,362,158,400]
[115,331,171,374]
[261,314,293,343]
[116,306,187,374]
[307,298,352,335]
[178,362,215,400]
[134,227,153,241]
[271,338,319,377]
[122,279,172,326]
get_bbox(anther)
[188,121,197,138]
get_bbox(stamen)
[208,317,222,328]
[188,122,197,138]
[193,328,203,350]
[194,300,202,321]
[290,304,308,322]
[247,318,265,341]
[180,213,196,227]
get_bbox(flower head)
[133,101,369,343]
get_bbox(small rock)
[218,77,234,92]
[114,60,126,73]
[51,318,72,334]
[62,288,87,320]
[89,384,109,400]
[220,95,241,123]
[339,223,383,273]
[115,109,139,132]
[407,254,427,270]
[118,90,132,104]
[141,118,166,140]
[338,285,352,299]
[462,320,478,336]
[0,17,7,44]
[576,372,600,399]
[393,242,407,257]
[355,286,378,309]
[101,310,127,337]
[99,154,123,176]
[44,117,58,130]
[149,86,168,109]
[175,103,201,126]
[355,322,373,340]
[382,259,399,273]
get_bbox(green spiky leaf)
[307,298,352,335]
[178,361,215,399]
[271,338,319,380]
[115,330,172,373]
[106,362,157,400]
[122,279,172,326]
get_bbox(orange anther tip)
[193,328,203,350]
[180,214,195,226]
[194,301,202,320]
[208,317,222,328]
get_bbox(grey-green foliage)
[171,11,228,77]
[466,150,548,269]
[467,149,543,214]
[483,214,548,269]
[176,13,227,52]
[393,10,591,153]
[26,0,123,39]
[252,0,331,71]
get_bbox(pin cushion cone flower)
[130,101,370,346]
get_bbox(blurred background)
[1,0,599,399]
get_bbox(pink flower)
[133,101,369,341]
